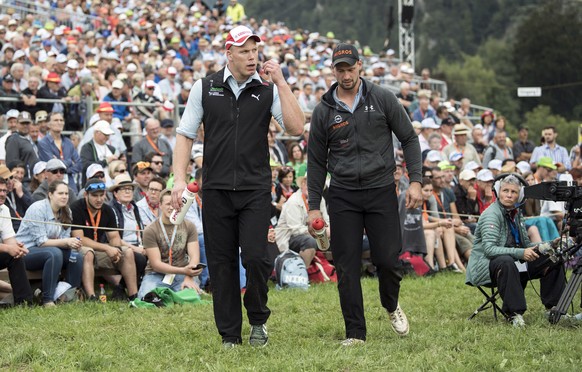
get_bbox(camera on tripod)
[524,180,582,324]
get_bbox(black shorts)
[289,234,317,253]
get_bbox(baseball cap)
[167,66,177,75]
[84,178,107,193]
[12,50,26,61]
[145,80,156,89]
[34,110,48,123]
[2,73,14,83]
[86,163,105,179]
[132,161,153,175]
[438,160,455,171]
[537,156,556,170]
[162,101,175,111]
[332,43,359,67]
[421,118,440,129]
[45,72,61,83]
[6,109,19,119]
[488,159,502,171]
[126,63,137,72]
[441,117,455,126]
[426,150,442,163]
[33,161,47,176]
[476,169,494,182]
[225,25,261,50]
[93,120,114,135]
[45,158,66,171]
[463,161,480,172]
[18,111,33,123]
[459,169,477,181]
[55,54,68,63]
[96,102,114,113]
[160,119,174,128]
[66,59,79,69]
[112,80,124,89]
[182,81,193,91]
[516,161,531,175]
[449,152,464,162]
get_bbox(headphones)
[492,173,529,205]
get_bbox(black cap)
[332,43,359,67]
[2,73,14,82]
[160,119,174,128]
[441,117,455,126]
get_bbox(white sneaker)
[511,314,525,328]
[340,338,365,346]
[388,304,409,336]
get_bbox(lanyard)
[146,135,165,156]
[432,191,447,218]
[159,219,177,265]
[87,207,102,241]
[454,144,464,156]
[422,201,429,222]
[195,194,202,218]
[301,193,309,212]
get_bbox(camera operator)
[466,174,565,327]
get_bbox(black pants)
[202,189,272,343]
[328,185,403,341]
[0,252,33,304]
[489,255,565,316]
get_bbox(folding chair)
[467,284,510,321]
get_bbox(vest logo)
[364,105,375,112]
[209,87,224,97]
[334,115,342,123]
[251,94,261,101]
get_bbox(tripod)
[548,242,582,324]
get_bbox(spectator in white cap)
[482,131,513,169]
[487,159,503,177]
[475,169,495,214]
[423,149,442,168]
[418,117,440,152]
[32,159,77,206]
[158,66,181,101]
[463,160,481,173]
[0,109,19,164]
[77,163,111,200]
[453,169,479,234]
[133,80,163,124]
[61,59,80,90]
[80,120,119,185]
[103,80,139,146]
[30,161,47,193]
[442,123,481,167]
[515,161,531,175]
[448,152,464,186]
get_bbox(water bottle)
[99,284,107,303]
[69,237,81,263]
[312,218,330,251]
[170,182,199,225]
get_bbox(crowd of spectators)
[1,0,581,307]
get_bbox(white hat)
[66,59,79,69]
[225,25,261,50]
[12,50,26,61]
[111,80,124,89]
[93,120,114,135]
[107,51,120,61]
[387,48,395,56]
[287,76,297,85]
[86,163,106,179]
[55,54,68,63]
[53,281,72,301]
[516,161,531,175]
[448,152,464,162]
[476,169,494,182]
[488,159,502,171]
[162,100,175,111]
[421,118,439,129]
[45,158,66,171]
[33,161,47,176]
[459,169,477,181]
[6,109,19,119]
[426,150,442,163]
[463,161,480,172]
[167,66,177,75]
[182,81,193,90]
[126,63,137,72]
[145,80,156,88]
[54,27,64,36]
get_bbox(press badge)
[162,274,175,285]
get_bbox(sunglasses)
[85,182,106,192]
[151,161,163,165]
[116,168,127,173]
[50,169,66,174]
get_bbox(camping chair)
[467,284,510,321]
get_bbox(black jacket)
[110,199,144,244]
[200,68,274,190]
[80,140,116,185]
[307,78,422,209]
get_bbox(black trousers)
[202,189,272,343]
[0,252,33,304]
[328,185,403,341]
[489,255,565,316]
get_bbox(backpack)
[307,251,338,283]
[274,250,309,290]
[399,251,431,276]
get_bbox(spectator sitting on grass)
[137,189,203,299]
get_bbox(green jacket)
[465,201,532,287]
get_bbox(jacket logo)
[364,105,375,112]
[334,115,342,123]
[209,87,224,97]
[251,94,260,101]
[332,120,349,130]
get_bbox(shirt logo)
[334,115,342,123]
[364,105,375,112]
[251,94,260,101]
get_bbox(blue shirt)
[530,144,571,170]
[176,66,285,139]
[37,132,83,176]
[16,199,71,249]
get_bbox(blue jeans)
[198,233,209,288]
[138,272,186,299]
[24,247,84,303]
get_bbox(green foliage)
[0,274,580,370]
[521,105,579,148]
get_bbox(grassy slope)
[0,273,580,371]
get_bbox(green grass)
[1,273,581,371]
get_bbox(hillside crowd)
[0,0,581,307]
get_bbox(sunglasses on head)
[50,168,66,174]
[85,182,106,192]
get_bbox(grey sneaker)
[511,314,525,328]
[340,338,365,346]
[222,341,238,350]
[249,324,268,347]
[388,304,409,336]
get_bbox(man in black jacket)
[307,43,423,346]
[172,26,304,348]
[5,112,38,185]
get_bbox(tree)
[513,0,582,121]
[521,105,578,149]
